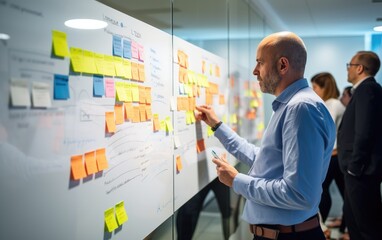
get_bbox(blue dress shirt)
[215,79,335,225]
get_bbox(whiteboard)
[0,0,172,239]
[0,0,244,239]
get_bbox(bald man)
[195,32,335,240]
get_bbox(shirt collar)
[272,78,308,111]
[352,76,371,90]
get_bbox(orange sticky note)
[114,105,124,125]
[146,105,152,120]
[176,155,183,172]
[124,102,133,120]
[132,106,140,123]
[139,86,146,104]
[139,104,146,122]
[96,148,108,171]
[145,87,152,104]
[131,62,139,80]
[71,155,87,180]
[196,139,206,153]
[219,94,225,105]
[105,112,116,133]
[85,151,98,174]
[153,114,160,131]
[138,64,145,82]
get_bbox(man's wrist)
[211,121,223,132]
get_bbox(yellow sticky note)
[103,55,116,76]
[123,59,132,79]
[131,84,139,102]
[104,207,118,232]
[85,151,98,175]
[160,120,166,131]
[52,30,70,57]
[105,112,116,133]
[115,82,126,102]
[96,148,108,171]
[114,56,126,77]
[207,126,214,137]
[165,116,173,132]
[115,201,128,225]
[70,155,87,180]
[82,50,97,74]
[70,47,84,73]
[94,53,106,75]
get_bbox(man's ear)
[279,57,288,72]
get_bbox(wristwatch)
[211,121,223,132]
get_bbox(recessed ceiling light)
[0,33,10,40]
[64,19,108,30]
[373,25,382,32]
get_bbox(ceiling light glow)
[65,19,107,30]
[0,33,10,40]
[373,25,382,32]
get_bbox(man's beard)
[260,67,281,94]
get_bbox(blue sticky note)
[93,75,104,97]
[113,35,122,57]
[54,74,69,100]
[123,39,132,59]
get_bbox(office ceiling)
[99,0,382,39]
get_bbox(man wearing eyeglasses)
[338,51,382,239]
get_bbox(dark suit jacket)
[338,77,382,178]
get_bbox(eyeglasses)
[346,63,368,70]
[346,63,361,69]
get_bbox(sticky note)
[153,114,160,132]
[104,78,115,98]
[93,75,104,97]
[115,201,128,225]
[124,102,133,120]
[10,79,31,107]
[137,43,144,62]
[207,126,214,137]
[176,155,183,172]
[114,104,124,125]
[70,47,84,73]
[52,30,70,57]
[174,135,181,148]
[131,40,139,59]
[197,139,205,153]
[82,50,97,74]
[71,155,87,180]
[103,55,116,76]
[32,81,51,108]
[96,148,108,171]
[112,35,122,57]
[132,106,140,123]
[131,84,139,102]
[219,94,225,105]
[105,112,116,133]
[145,106,152,120]
[123,39,132,59]
[115,81,126,102]
[104,207,118,232]
[131,62,139,81]
[85,151,98,174]
[94,53,106,75]
[123,59,132,79]
[165,116,173,132]
[145,87,152,104]
[54,74,69,100]
[114,56,125,77]
[139,104,146,122]
[138,64,145,81]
